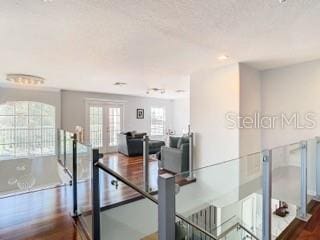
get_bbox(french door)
[88,102,124,153]
[105,104,123,152]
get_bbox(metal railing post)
[57,129,61,161]
[297,141,312,221]
[63,130,67,167]
[262,150,272,240]
[143,135,150,192]
[188,132,194,180]
[92,149,101,240]
[315,137,320,201]
[72,133,79,217]
[158,173,176,240]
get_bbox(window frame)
[88,105,104,149]
[108,107,122,147]
[150,106,166,136]
[86,99,125,151]
[0,101,56,159]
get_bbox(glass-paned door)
[105,104,123,153]
[89,106,103,149]
[88,102,123,153]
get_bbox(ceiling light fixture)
[217,54,229,61]
[146,88,166,95]
[6,74,45,86]
[114,82,127,86]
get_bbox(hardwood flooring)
[0,153,159,240]
[278,200,320,240]
[0,185,85,240]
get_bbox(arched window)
[0,101,56,159]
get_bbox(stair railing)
[91,148,216,240]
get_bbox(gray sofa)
[118,132,165,157]
[159,136,189,173]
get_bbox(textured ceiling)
[0,0,320,98]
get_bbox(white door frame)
[85,98,125,153]
[104,103,124,153]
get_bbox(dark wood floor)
[0,153,159,240]
[278,200,320,240]
[77,153,159,213]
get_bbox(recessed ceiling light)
[6,74,45,86]
[176,89,186,93]
[217,55,229,61]
[279,0,287,3]
[114,82,127,86]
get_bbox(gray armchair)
[159,136,189,173]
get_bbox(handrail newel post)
[72,133,79,217]
[262,149,272,240]
[63,130,67,167]
[314,137,320,202]
[188,132,195,180]
[143,135,150,192]
[57,129,61,161]
[297,141,312,221]
[92,148,101,240]
[158,173,176,240]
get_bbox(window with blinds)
[150,107,165,136]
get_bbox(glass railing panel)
[174,153,261,239]
[307,137,317,204]
[77,142,92,182]
[218,152,263,239]
[270,142,300,238]
[77,136,320,239]
[77,142,93,220]
[175,159,241,216]
[271,143,301,205]
[99,153,159,196]
[0,128,72,197]
[80,170,158,240]
[57,129,65,166]
[0,155,68,196]
[177,218,215,240]
[224,224,260,240]
[64,131,74,175]
[213,216,241,239]
[176,214,260,240]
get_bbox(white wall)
[0,87,191,143]
[261,59,320,149]
[0,87,61,128]
[190,64,240,167]
[239,63,262,156]
[239,64,262,188]
[172,97,190,136]
[190,59,320,166]
[61,90,174,137]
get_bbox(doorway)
[87,100,124,153]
